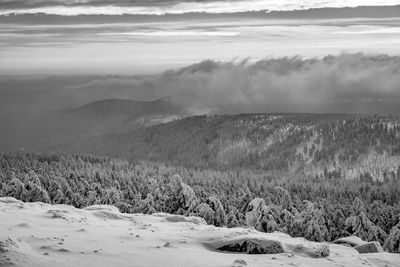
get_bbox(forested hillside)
[1,153,399,252]
[54,113,400,181]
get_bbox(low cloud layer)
[1,53,400,115]
[155,53,400,114]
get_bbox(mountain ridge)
[49,112,400,181]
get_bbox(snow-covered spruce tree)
[238,187,253,214]
[245,197,278,232]
[288,201,328,242]
[25,181,51,203]
[345,197,387,245]
[352,197,365,213]
[194,196,227,226]
[226,206,241,228]
[70,192,84,207]
[280,209,294,233]
[3,176,26,200]
[261,214,279,233]
[47,180,62,202]
[101,187,121,205]
[331,208,348,240]
[384,219,400,253]
[137,193,157,214]
[166,175,198,215]
[196,203,215,225]
[301,201,329,242]
[26,170,41,185]
[245,197,265,231]
[316,198,338,241]
[142,178,158,198]
[288,207,304,238]
[52,188,65,204]
[274,186,292,211]
[85,190,98,206]
[144,178,165,211]
[57,177,74,204]
[369,200,393,233]
[206,196,227,226]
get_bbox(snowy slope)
[0,197,399,267]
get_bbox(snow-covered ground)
[0,197,399,267]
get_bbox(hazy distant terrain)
[0,97,184,151]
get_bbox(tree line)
[0,152,399,253]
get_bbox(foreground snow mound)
[1,198,399,267]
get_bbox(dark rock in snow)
[354,242,383,254]
[214,238,285,254]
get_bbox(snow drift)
[0,197,399,267]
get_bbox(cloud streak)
[2,16,400,75]
[1,0,400,15]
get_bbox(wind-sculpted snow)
[1,198,400,267]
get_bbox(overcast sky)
[0,1,400,74]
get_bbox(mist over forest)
[1,53,400,115]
